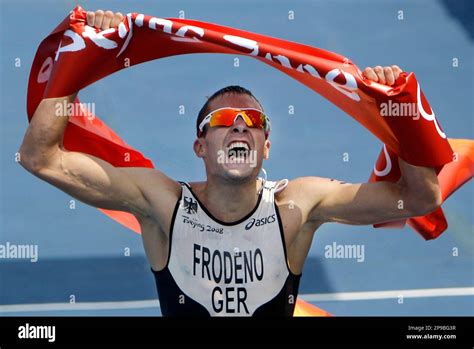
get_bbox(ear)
[193,138,206,158]
[263,139,271,160]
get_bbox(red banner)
[27,7,473,239]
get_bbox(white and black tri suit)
[152,178,301,316]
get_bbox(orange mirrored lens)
[242,110,266,127]
[209,109,266,129]
[209,109,241,127]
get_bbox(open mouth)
[226,141,250,160]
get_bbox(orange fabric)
[294,299,332,317]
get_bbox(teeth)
[226,141,250,159]
[227,141,249,151]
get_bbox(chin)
[222,164,256,183]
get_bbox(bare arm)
[288,65,441,226]
[20,92,156,215]
[286,158,441,227]
[19,10,176,219]
[304,158,441,225]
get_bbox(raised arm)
[19,10,178,220]
[286,65,442,226]
[298,158,441,225]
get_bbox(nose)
[232,115,248,134]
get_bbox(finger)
[110,12,124,28]
[362,67,379,82]
[93,10,105,29]
[101,10,114,30]
[384,66,395,85]
[373,66,386,84]
[86,11,95,27]
[391,65,402,79]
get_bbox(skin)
[19,11,441,275]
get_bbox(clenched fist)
[362,65,403,86]
[86,10,124,30]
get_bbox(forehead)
[207,93,262,112]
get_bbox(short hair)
[196,85,263,137]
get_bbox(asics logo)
[245,214,276,230]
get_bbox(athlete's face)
[194,93,271,183]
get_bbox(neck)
[201,176,262,222]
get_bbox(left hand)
[362,65,402,86]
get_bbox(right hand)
[86,10,124,30]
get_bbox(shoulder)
[275,176,333,201]
[275,176,344,221]
[121,167,182,203]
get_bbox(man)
[19,10,441,316]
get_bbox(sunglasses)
[198,107,271,137]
